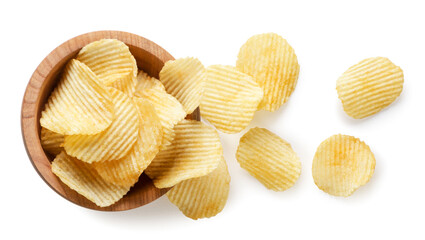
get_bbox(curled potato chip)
[40,127,64,156]
[312,134,375,197]
[201,65,263,133]
[167,157,230,220]
[64,88,139,163]
[336,57,404,119]
[40,59,113,135]
[134,88,186,149]
[77,39,137,87]
[51,152,130,207]
[236,127,301,191]
[108,55,138,96]
[135,70,165,92]
[236,33,299,112]
[159,57,206,114]
[93,98,163,187]
[145,120,222,188]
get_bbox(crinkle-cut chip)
[51,152,130,207]
[76,39,138,94]
[201,65,263,133]
[312,134,376,197]
[167,157,230,220]
[135,70,165,92]
[236,127,301,191]
[134,88,186,149]
[40,59,113,135]
[159,57,206,114]
[64,88,139,163]
[236,33,300,112]
[40,127,64,156]
[93,98,163,187]
[336,57,404,119]
[145,120,223,188]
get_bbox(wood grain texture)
[21,31,201,211]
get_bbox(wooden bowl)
[21,31,200,211]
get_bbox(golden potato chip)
[159,57,206,114]
[40,59,113,135]
[167,157,230,220]
[312,134,375,197]
[134,88,186,149]
[51,152,130,207]
[201,65,263,133]
[236,33,300,112]
[135,69,165,92]
[108,55,138,96]
[64,88,139,163]
[93,98,163,187]
[336,57,404,119]
[40,127,64,156]
[77,39,137,86]
[145,120,222,188]
[236,127,301,191]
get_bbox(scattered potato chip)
[167,157,230,220]
[134,88,186,149]
[336,57,404,119]
[40,127,64,156]
[51,152,130,207]
[64,88,139,163]
[145,120,222,188]
[93,98,163,187]
[312,134,375,197]
[201,65,263,133]
[135,70,165,92]
[236,33,300,112]
[236,127,301,191]
[77,39,138,96]
[40,59,113,135]
[159,57,206,114]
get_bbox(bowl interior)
[22,31,200,211]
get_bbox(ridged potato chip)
[134,88,186,149]
[135,70,165,92]
[159,57,206,114]
[312,134,375,197]
[236,127,301,191]
[77,39,138,95]
[93,98,163,187]
[145,120,222,188]
[52,152,130,207]
[201,65,263,133]
[40,59,113,135]
[40,127,64,156]
[336,57,404,119]
[64,88,139,163]
[236,33,300,112]
[167,157,230,220]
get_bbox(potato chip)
[312,134,375,197]
[236,33,300,112]
[64,88,139,163]
[159,57,206,114]
[135,69,165,92]
[336,57,404,119]
[145,120,222,188]
[134,88,186,149]
[40,127,64,156]
[236,127,301,191]
[108,55,138,96]
[201,65,263,133]
[167,157,230,220]
[40,59,113,135]
[51,152,130,207]
[93,98,163,187]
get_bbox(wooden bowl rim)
[21,30,199,211]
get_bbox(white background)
[2,0,424,239]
